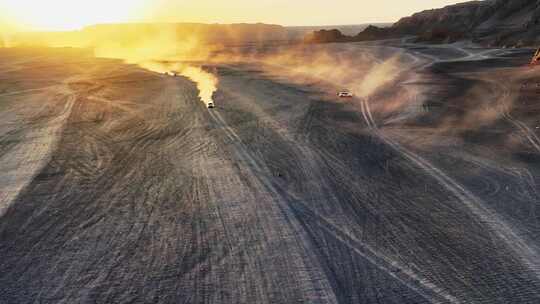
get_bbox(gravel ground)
[1,44,540,303]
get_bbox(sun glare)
[0,0,146,31]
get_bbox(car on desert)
[338,91,354,98]
[207,102,215,108]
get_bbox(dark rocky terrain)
[393,0,540,46]
[307,0,540,46]
[1,40,540,304]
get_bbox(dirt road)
[1,45,540,303]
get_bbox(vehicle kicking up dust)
[338,91,354,98]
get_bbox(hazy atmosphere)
[0,0,463,30]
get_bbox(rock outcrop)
[306,0,540,47]
[354,25,394,41]
[304,29,351,43]
[391,0,540,46]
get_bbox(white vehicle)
[207,102,215,109]
[338,91,354,98]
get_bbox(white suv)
[338,91,353,98]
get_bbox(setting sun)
[0,0,146,31]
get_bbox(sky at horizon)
[0,0,465,31]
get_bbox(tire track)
[505,112,540,154]
[209,109,341,304]
[0,85,76,216]
[486,79,540,154]
[290,202,460,304]
[0,86,56,98]
[361,97,540,281]
[209,108,461,304]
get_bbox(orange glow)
[0,0,145,31]
[0,1,466,31]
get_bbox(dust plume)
[0,24,225,105]
[255,45,406,99]
[91,26,215,63]
[86,27,219,105]
[0,24,413,115]
[357,56,403,97]
[180,66,218,104]
[139,61,218,105]
[217,44,413,112]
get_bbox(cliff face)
[392,1,495,34]
[391,0,540,46]
[307,0,540,46]
[355,25,394,41]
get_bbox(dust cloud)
[180,66,218,104]
[78,26,220,105]
[86,26,219,105]
[122,41,411,115]
[0,25,221,105]
[91,28,214,63]
[139,61,218,104]
[217,45,413,115]
[243,45,406,98]
[0,25,415,114]
[357,56,403,97]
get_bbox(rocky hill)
[307,0,540,46]
[303,29,351,43]
[393,0,540,46]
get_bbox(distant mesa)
[5,23,295,48]
[304,26,398,44]
[304,29,350,43]
[82,23,291,45]
[355,25,394,41]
